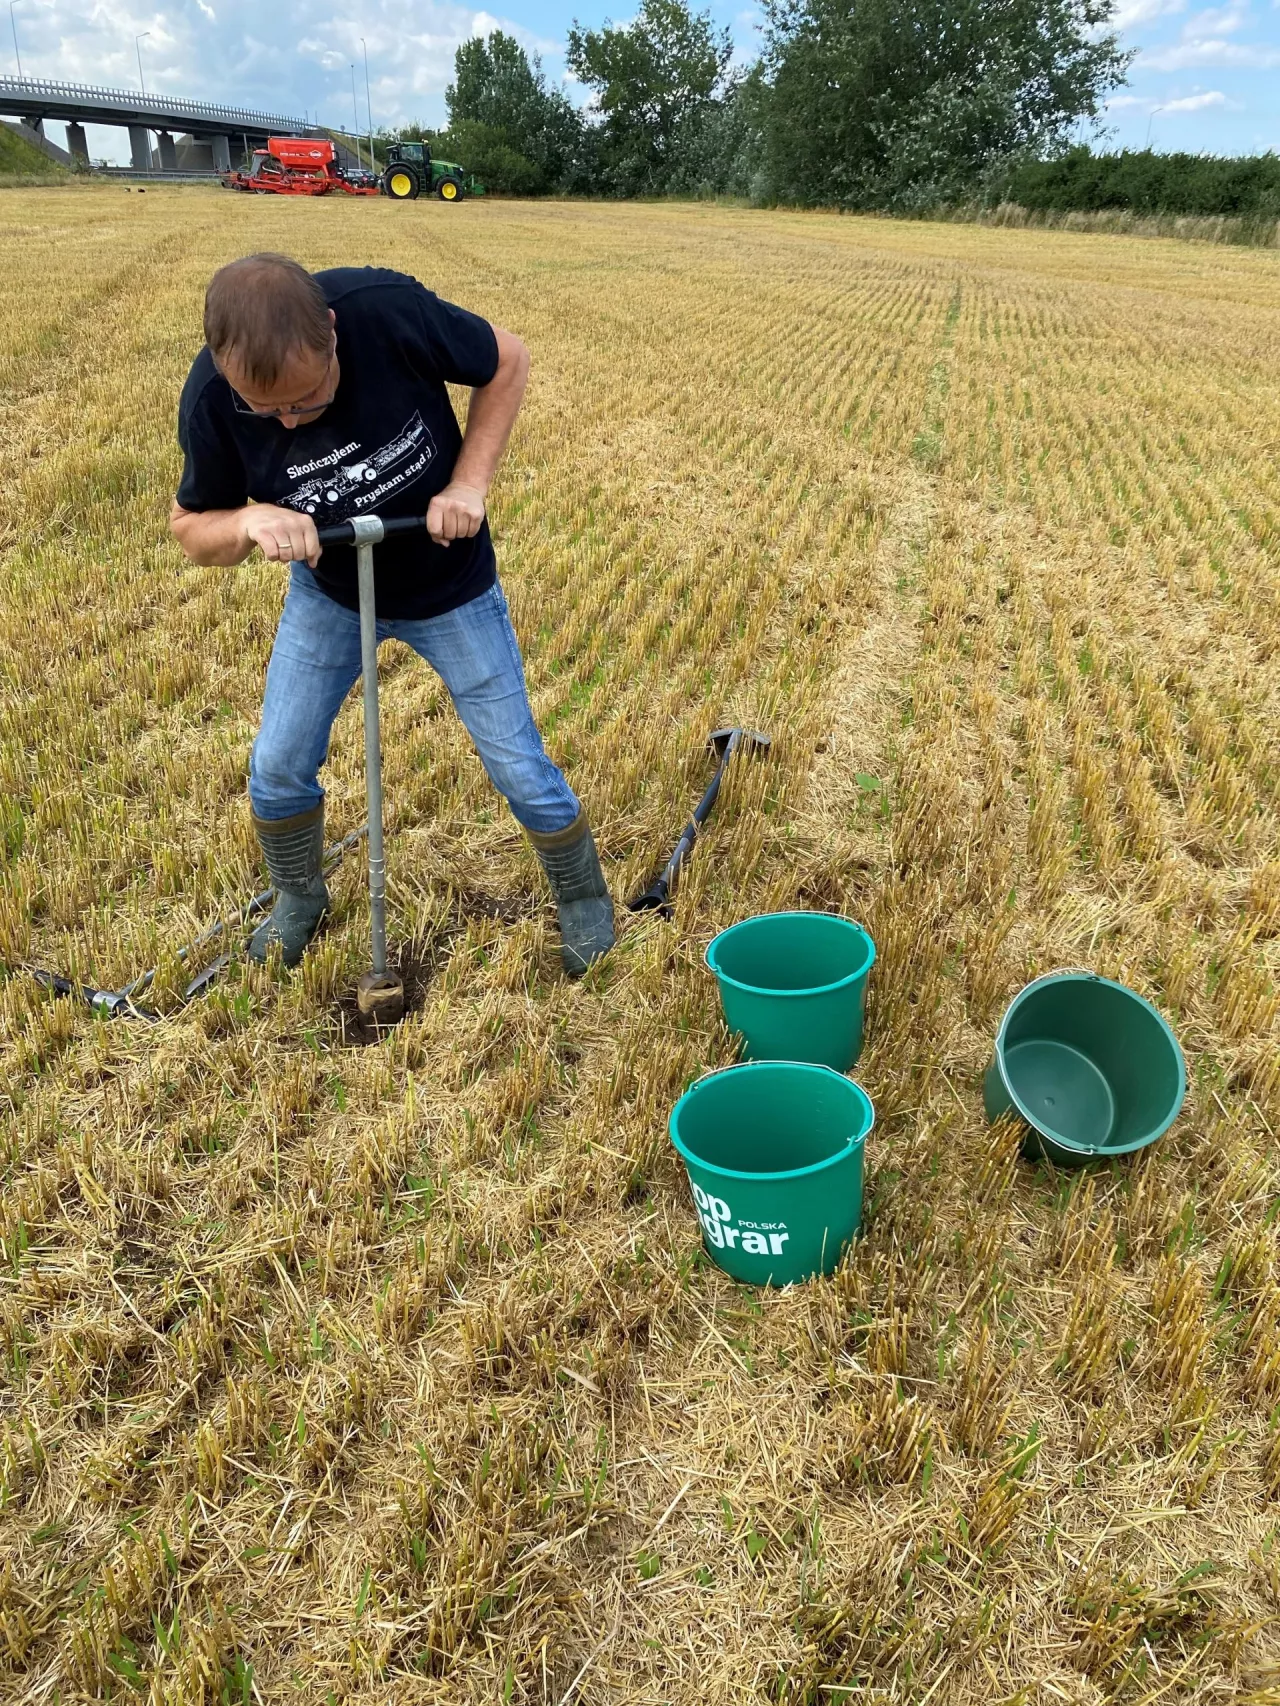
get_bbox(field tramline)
[0,190,1278,1702]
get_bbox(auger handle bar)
[315,516,430,547]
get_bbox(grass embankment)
[0,122,67,186]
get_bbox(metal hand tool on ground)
[32,825,369,1020]
[628,726,772,918]
[316,514,430,1028]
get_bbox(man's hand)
[170,501,319,568]
[241,504,321,567]
[426,482,486,549]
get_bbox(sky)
[4,0,1278,166]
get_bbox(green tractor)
[381,141,481,202]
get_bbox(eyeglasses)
[227,339,338,420]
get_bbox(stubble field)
[1,187,1279,1704]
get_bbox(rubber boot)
[528,810,615,977]
[248,804,329,967]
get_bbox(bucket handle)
[998,967,1102,1026]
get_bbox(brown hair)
[203,253,331,387]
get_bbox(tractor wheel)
[383,164,420,200]
[437,176,463,201]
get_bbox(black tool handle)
[660,819,699,889]
[315,516,430,547]
[659,732,740,885]
[628,734,742,915]
[688,739,737,835]
[654,774,718,895]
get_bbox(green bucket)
[705,912,876,1071]
[984,972,1186,1166]
[669,1061,874,1286]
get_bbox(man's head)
[204,253,338,429]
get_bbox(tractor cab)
[381,139,468,202]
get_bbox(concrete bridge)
[0,75,355,173]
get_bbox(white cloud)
[1160,87,1233,107]
[296,38,347,72]
[3,0,566,137]
[1143,36,1280,62]
[1113,0,1185,27]
[1140,0,1280,66]
[1183,0,1249,29]
[1140,1,1280,64]
[1106,87,1237,112]
[469,11,562,60]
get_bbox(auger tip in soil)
[356,969,405,1027]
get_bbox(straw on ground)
[0,187,1278,1704]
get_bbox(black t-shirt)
[176,266,501,619]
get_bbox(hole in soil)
[798,862,872,909]
[330,888,537,1046]
[333,942,444,1047]
[622,1169,649,1208]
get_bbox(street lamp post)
[350,64,362,171]
[1144,106,1165,150]
[362,36,373,171]
[10,1,23,79]
[135,30,150,96]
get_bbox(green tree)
[664,68,769,199]
[439,119,548,195]
[758,0,1131,208]
[567,0,734,195]
[447,30,584,191]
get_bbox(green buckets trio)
[669,913,1186,1289]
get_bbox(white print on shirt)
[689,1180,790,1258]
[285,441,360,480]
[282,412,437,523]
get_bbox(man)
[171,252,613,976]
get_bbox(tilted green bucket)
[984,972,1185,1166]
[669,1061,874,1286]
[706,912,876,1072]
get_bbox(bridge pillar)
[175,133,214,169]
[65,122,89,165]
[129,125,151,171]
[157,130,178,171]
[210,134,230,173]
[21,116,44,139]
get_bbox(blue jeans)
[248,565,580,834]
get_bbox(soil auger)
[319,514,427,1030]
